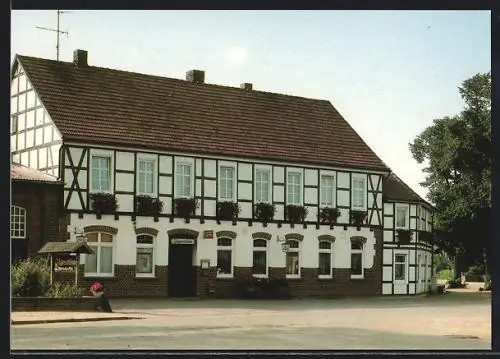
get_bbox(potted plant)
[136,195,164,217]
[254,202,276,225]
[319,207,341,226]
[89,192,118,218]
[285,205,308,225]
[350,210,367,227]
[173,197,199,220]
[216,201,241,222]
[396,229,412,245]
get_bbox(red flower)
[90,282,104,293]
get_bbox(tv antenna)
[36,10,70,62]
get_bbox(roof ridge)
[389,171,431,206]
[16,54,331,103]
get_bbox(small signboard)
[203,230,214,239]
[54,254,78,272]
[171,238,195,245]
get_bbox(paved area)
[11,290,491,350]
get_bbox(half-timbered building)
[10,49,434,298]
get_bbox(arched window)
[318,241,333,278]
[216,237,233,277]
[84,232,114,276]
[286,240,301,278]
[252,238,268,277]
[350,240,364,279]
[136,234,155,277]
[11,205,26,238]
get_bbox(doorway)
[167,240,197,297]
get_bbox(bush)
[11,257,51,297]
[468,264,485,275]
[446,278,467,289]
[46,282,85,298]
[437,268,454,281]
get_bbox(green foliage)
[46,282,85,298]
[436,268,454,281]
[467,263,485,275]
[11,257,51,297]
[409,72,491,266]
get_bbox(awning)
[37,241,94,255]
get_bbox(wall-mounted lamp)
[73,227,86,242]
[277,235,290,252]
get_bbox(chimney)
[240,83,253,91]
[73,49,88,68]
[186,69,205,84]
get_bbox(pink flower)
[90,282,104,293]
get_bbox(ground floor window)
[318,240,332,278]
[393,253,408,282]
[350,240,364,279]
[252,238,268,276]
[217,237,233,277]
[286,240,300,278]
[136,234,154,276]
[84,232,114,276]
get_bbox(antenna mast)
[36,10,69,61]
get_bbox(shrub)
[254,202,276,224]
[216,201,241,221]
[11,257,51,297]
[350,210,367,226]
[46,282,85,298]
[173,197,199,219]
[319,207,341,225]
[285,205,308,224]
[90,192,118,214]
[468,264,486,275]
[136,195,163,216]
[437,268,454,281]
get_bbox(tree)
[409,72,491,273]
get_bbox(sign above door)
[171,238,195,245]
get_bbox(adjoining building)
[10,49,434,297]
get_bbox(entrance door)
[168,241,196,297]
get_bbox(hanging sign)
[203,230,214,239]
[171,238,195,245]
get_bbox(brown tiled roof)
[383,173,433,209]
[16,54,390,172]
[38,241,94,254]
[11,162,60,184]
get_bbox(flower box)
[173,197,199,219]
[350,210,367,227]
[89,192,118,215]
[216,201,241,221]
[136,195,163,216]
[285,205,308,224]
[396,229,412,245]
[254,202,276,224]
[319,207,341,225]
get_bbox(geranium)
[90,282,104,295]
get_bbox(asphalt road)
[11,291,491,351]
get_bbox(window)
[11,115,18,134]
[136,234,154,276]
[422,210,427,231]
[396,206,408,228]
[216,237,233,277]
[320,175,335,207]
[91,155,111,192]
[394,253,408,282]
[11,206,26,238]
[252,239,268,276]
[287,172,302,205]
[255,169,271,203]
[318,241,332,278]
[138,159,155,195]
[350,241,364,279]
[286,240,300,278]
[219,166,235,200]
[84,232,114,276]
[175,162,192,197]
[351,175,366,210]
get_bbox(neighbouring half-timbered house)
[10,49,434,298]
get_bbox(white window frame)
[350,241,364,279]
[136,234,155,277]
[137,155,157,196]
[218,162,237,202]
[395,204,409,229]
[90,149,114,194]
[216,237,234,278]
[393,251,408,284]
[320,173,336,207]
[318,240,333,278]
[174,158,194,198]
[254,166,272,203]
[11,205,26,239]
[83,232,115,277]
[252,238,268,278]
[286,170,303,206]
[285,240,301,279]
[351,174,367,211]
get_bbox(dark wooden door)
[168,243,196,297]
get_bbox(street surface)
[11,291,491,350]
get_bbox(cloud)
[226,45,248,66]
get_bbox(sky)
[10,10,491,201]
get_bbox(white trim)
[216,237,234,278]
[285,239,301,279]
[254,165,272,204]
[319,172,336,208]
[136,153,158,197]
[350,241,364,279]
[395,204,410,230]
[252,238,269,278]
[174,157,195,198]
[351,173,367,211]
[318,240,333,278]
[393,250,409,284]
[82,232,115,277]
[10,205,26,239]
[135,233,156,278]
[89,148,114,194]
[218,161,237,202]
[286,168,303,206]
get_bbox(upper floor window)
[350,240,364,279]
[320,175,335,207]
[217,237,233,278]
[396,206,408,229]
[138,159,155,195]
[252,238,268,277]
[84,232,114,276]
[175,162,192,197]
[286,240,301,278]
[351,174,366,210]
[219,166,235,201]
[318,240,333,278]
[11,205,26,238]
[422,210,427,231]
[255,168,271,203]
[136,234,154,277]
[287,172,302,205]
[91,155,111,192]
